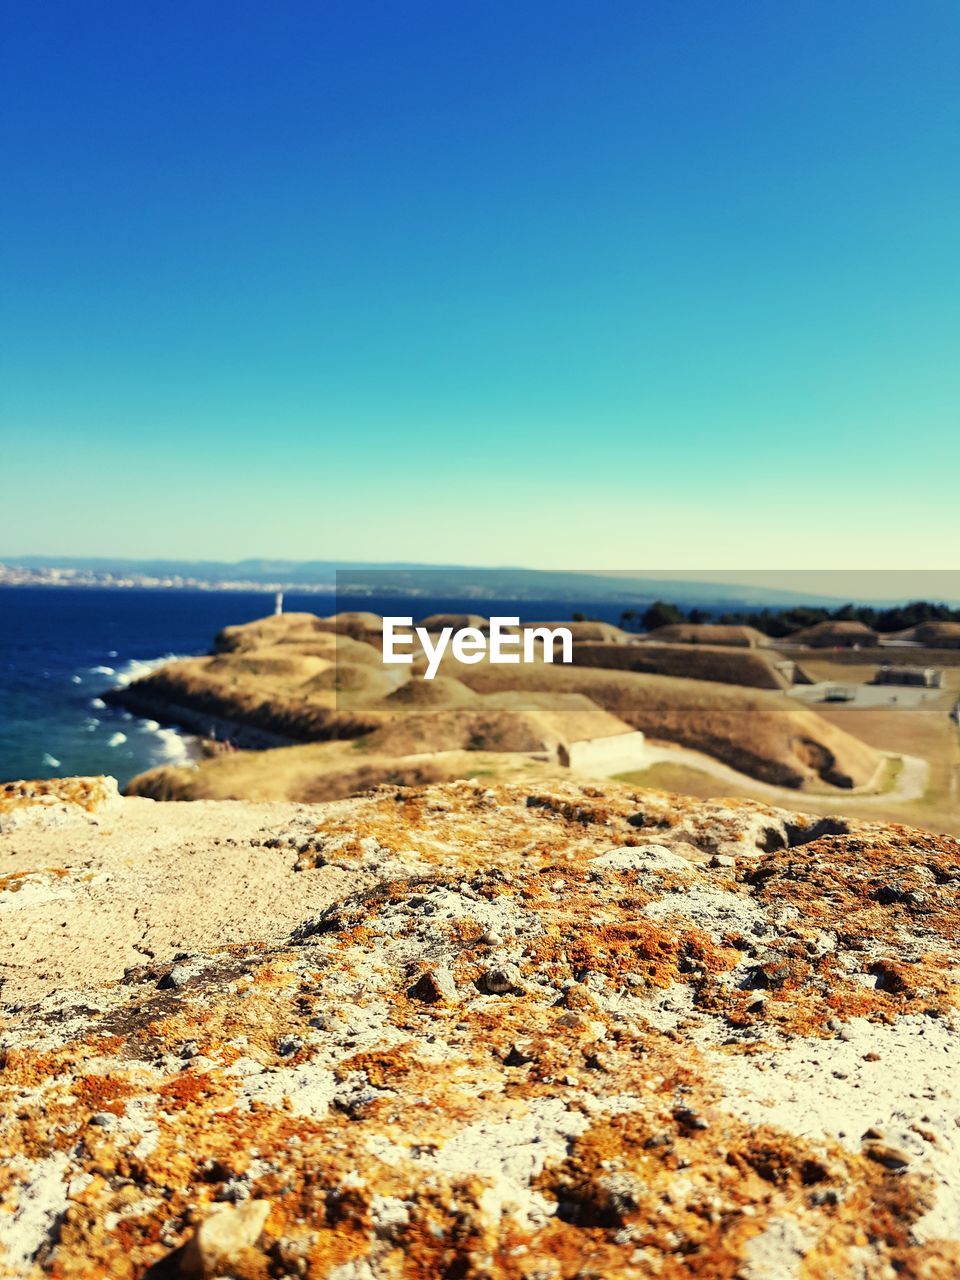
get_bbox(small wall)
[872,667,943,688]
[558,731,647,774]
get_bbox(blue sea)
[0,586,624,786]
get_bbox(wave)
[92,655,182,686]
[71,674,83,685]
[108,732,127,747]
[111,654,183,688]
[90,697,106,710]
[42,753,61,768]
[102,654,194,772]
[153,726,193,763]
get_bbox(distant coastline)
[1,559,917,610]
[0,566,337,594]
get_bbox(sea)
[0,586,630,787]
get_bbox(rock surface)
[2,777,960,1277]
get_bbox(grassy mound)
[905,621,960,648]
[418,613,489,630]
[111,610,882,801]
[125,743,547,802]
[571,641,793,689]
[788,620,879,647]
[456,662,881,789]
[319,610,384,639]
[106,655,382,742]
[523,620,630,642]
[386,676,479,706]
[362,707,552,756]
[305,663,399,701]
[645,623,768,647]
[214,612,333,653]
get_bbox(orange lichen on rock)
[0,776,120,815]
[2,778,960,1277]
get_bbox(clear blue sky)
[1,1,957,568]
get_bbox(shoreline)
[104,683,299,755]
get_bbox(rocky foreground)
[2,779,960,1278]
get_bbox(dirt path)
[615,742,929,806]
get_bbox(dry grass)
[361,706,551,756]
[794,646,960,669]
[305,662,398,700]
[644,623,768,647]
[613,761,760,801]
[813,696,960,834]
[455,660,882,789]
[524,619,630,642]
[385,675,479,706]
[418,612,489,630]
[614,675,960,837]
[115,611,886,803]
[126,743,556,803]
[106,655,383,742]
[215,615,382,659]
[788,619,880,647]
[572,641,794,689]
[903,621,960,647]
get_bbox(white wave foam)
[84,718,99,732]
[42,753,61,768]
[108,732,127,747]
[103,654,194,771]
[111,654,183,688]
[89,665,115,676]
[90,697,106,710]
[154,727,193,763]
[71,674,82,685]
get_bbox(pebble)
[409,967,459,1004]
[182,1054,217,1072]
[503,1040,536,1066]
[179,1199,271,1276]
[673,1106,710,1132]
[482,963,522,995]
[158,961,203,991]
[863,1142,911,1169]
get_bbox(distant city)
[0,561,326,594]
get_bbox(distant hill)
[0,557,857,610]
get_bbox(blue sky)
[1,1,957,568]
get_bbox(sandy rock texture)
[1,776,960,1278]
[0,781,362,1005]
